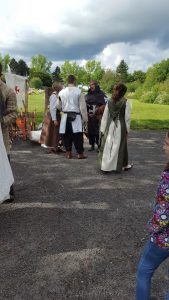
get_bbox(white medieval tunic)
[98,98,131,172]
[0,123,14,203]
[57,85,88,134]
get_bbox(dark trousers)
[63,120,84,154]
[88,134,99,146]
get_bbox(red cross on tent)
[15,85,20,94]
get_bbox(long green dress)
[98,98,131,172]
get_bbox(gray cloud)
[1,0,169,65]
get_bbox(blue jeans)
[136,240,169,300]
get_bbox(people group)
[0,68,133,199]
[39,76,133,173]
[1,61,168,299]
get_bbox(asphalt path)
[0,130,168,300]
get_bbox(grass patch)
[28,93,45,126]
[27,93,169,130]
[131,99,169,130]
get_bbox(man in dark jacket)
[85,80,107,151]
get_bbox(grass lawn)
[28,93,45,125]
[131,99,169,130]
[28,93,169,130]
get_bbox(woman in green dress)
[98,83,132,172]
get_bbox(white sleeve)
[57,92,62,111]
[125,100,131,133]
[79,93,88,122]
[49,94,57,121]
[100,103,109,134]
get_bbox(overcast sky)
[0,0,169,72]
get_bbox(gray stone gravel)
[0,130,168,300]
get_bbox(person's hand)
[83,121,88,128]
[54,120,59,126]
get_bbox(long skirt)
[98,119,128,172]
[40,111,61,149]
[0,123,14,203]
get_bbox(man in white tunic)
[58,75,88,159]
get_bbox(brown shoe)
[66,151,72,159]
[77,153,87,159]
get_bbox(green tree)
[116,59,129,83]
[52,66,62,82]
[29,71,52,87]
[30,54,52,73]
[144,58,169,90]
[60,61,84,84]
[84,60,104,84]
[100,69,118,93]
[127,73,135,82]
[0,54,11,73]
[9,58,19,74]
[18,59,29,76]
[29,77,43,89]
[2,54,11,72]
[133,70,146,83]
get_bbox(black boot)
[88,145,95,151]
[4,185,15,203]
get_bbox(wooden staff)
[44,87,50,115]
[25,79,29,113]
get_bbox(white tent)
[5,73,28,109]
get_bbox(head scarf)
[86,83,106,106]
[108,98,126,122]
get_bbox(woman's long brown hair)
[112,83,127,102]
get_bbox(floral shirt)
[148,171,169,249]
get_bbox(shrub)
[140,91,158,103]
[134,85,144,99]
[154,92,169,105]
[127,81,140,93]
[127,92,135,99]
[29,71,52,87]
[158,79,169,93]
[29,77,43,89]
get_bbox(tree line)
[1,53,169,104]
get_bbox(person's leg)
[73,132,87,158]
[88,134,95,150]
[136,240,169,300]
[73,132,84,154]
[64,121,73,158]
[95,134,99,146]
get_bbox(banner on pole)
[5,73,27,109]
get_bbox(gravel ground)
[0,130,168,300]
